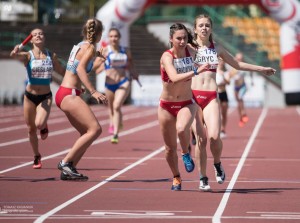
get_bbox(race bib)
[31,59,53,79]
[173,56,194,74]
[195,48,218,69]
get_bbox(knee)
[27,125,37,136]
[95,125,102,137]
[209,135,221,146]
[209,135,218,143]
[35,121,43,130]
[90,125,102,139]
[198,135,208,147]
[207,128,220,141]
[176,124,188,138]
[113,103,121,112]
[165,145,176,156]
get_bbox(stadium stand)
[222,16,280,61]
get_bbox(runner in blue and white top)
[10,28,65,169]
[95,28,139,144]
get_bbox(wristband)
[90,90,96,95]
[193,67,198,75]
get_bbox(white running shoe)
[220,131,227,139]
[199,177,211,191]
[214,162,226,184]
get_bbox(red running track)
[0,104,299,223]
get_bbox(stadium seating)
[223,16,280,61]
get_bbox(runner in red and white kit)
[191,14,276,191]
[158,23,209,191]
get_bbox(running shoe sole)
[60,171,88,181]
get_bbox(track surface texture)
[0,105,299,223]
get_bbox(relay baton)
[136,79,145,91]
[18,34,33,50]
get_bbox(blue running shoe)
[182,153,195,173]
[171,176,182,191]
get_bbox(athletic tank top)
[161,47,194,83]
[26,50,53,85]
[194,41,218,72]
[104,45,128,69]
[66,41,94,75]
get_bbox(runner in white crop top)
[66,41,94,75]
[56,18,107,181]
[191,14,275,191]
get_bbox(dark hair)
[82,18,103,44]
[109,28,121,38]
[169,23,197,48]
[193,14,213,43]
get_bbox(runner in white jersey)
[191,14,276,191]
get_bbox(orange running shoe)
[242,115,249,123]
[171,176,182,191]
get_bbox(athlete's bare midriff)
[105,68,127,85]
[191,71,217,91]
[160,80,193,102]
[26,84,51,95]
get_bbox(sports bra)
[194,41,218,72]
[26,50,53,85]
[66,41,94,75]
[104,45,128,70]
[161,47,194,83]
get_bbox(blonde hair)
[82,18,103,44]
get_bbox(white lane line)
[0,109,157,148]
[212,108,268,223]
[0,120,158,174]
[248,211,300,214]
[33,144,165,223]
[0,106,135,133]
[3,215,300,220]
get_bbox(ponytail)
[82,18,103,44]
